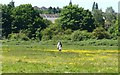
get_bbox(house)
[40,14,59,23]
[33,6,41,10]
[40,6,48,10]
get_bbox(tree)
[56,7,61,13]
[108,19,118,39]
[95,3,98,9]
[40,6,61,14]
[104,7,116,29]
[8,0,15,7]
[92,2,98,11]
[53,7,57,14]
[48,6,53,14]
[71,30,92,41]
[41,23,61,40]
[92,27,110,39]
[69,0,72,5]
[11,4,48,39]
[1,4,13,38]
[92,2,96,11]
[59,4,95,32]
[92,9,105,27]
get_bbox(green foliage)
[92,2,98,11]
[41,35,52,41]
[1,4,13,38]
[1,2,118,41]
[104,7,116,29]
[8,0,15,7]
[2,44,118,73]
[64,29,72,34]
[1,4,51,40]
[41,23,72,41]
[92,9,104,27]
[41,26,53,41]
[92,27,111,39]
[59,4,95,32]
[105,7,116,22]
[2,39,118,49]
[8,33,29,41]
[10,4,49,40]
[52,34,71,41]
[40,6,61,14]
[41,24,60,40]
[71,30,92,41]
[34,8,43,14]
[108,19,118,39]
[2,39,118,73]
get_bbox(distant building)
[9,0,15,7]
[33,6,41,10]
[33,6,48,10]
[40,6,48,10]
[40,14,59,23]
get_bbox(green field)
[1,40,119,73]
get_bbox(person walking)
[57,41,62,51]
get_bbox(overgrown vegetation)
[2,40,118,73]
[0,1,119,73]
[0,1,118,41]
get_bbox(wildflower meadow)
[1,40,119,73]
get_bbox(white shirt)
[57,42,62,50]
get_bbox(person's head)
[59,42,62,44]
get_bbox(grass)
[1,39,119,73]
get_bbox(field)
[1,40,119,73]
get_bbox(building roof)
[40,14,59,18]
[40,14,59,23]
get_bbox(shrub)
[8,33,29,41]
[92,27,111,39]
[108,20,118,39]
[41,27,53,41]
[64,29,72,34]
[52,34,71,40]
[71,30,92,41]
[41,35,52,41]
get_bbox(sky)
[0,0,119,12]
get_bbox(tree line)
[0,1,118,41]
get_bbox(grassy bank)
[2,39,118,50]
[1,39,119,73]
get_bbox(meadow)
[1,39,119,73]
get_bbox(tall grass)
[2,47,118,73]
[1,39,118,73]
[2,39,118,50]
